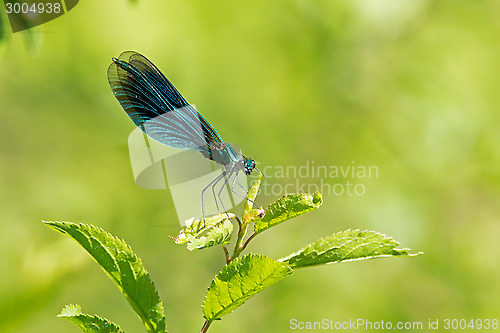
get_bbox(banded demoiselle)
[107,51,259,222]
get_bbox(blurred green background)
[1,0,499,332]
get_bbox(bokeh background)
[1,1,499,332]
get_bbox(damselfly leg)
[200,165,260,227]
[216,168,237,221]
[200,171,227,225]
[229,171,258,207]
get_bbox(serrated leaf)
[242,173,262,222]
[203,254,293,322]
[44,221,166,333]
[58,304,123,333]
[59,304,83,317]
[171,214,234,251]
[184,213,235,235]
[186,219,233,251]
[254,192,323,234]
[279,229,423,268]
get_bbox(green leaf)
[0,7,9,50]
[44,221,166,333]
[0,11,5,43]
[171,214,234,251]
[58,304,123,333]
[203,254,293,321]
[242,173,262,223]
[254,192,323,234]
[279,229,423,268]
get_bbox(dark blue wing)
[107,51,225,154]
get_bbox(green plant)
[44,174,422,333]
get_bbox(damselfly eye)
[241,159,255,175]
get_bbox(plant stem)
[222,245,230,264]
[241,232,257,252]
[200,319,212,333]
[235,215,242,229]
[229,216,248,262]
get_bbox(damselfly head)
[239,158,256,175]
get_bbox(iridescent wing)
[107,51,225,157]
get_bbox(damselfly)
[107,51,260,222]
